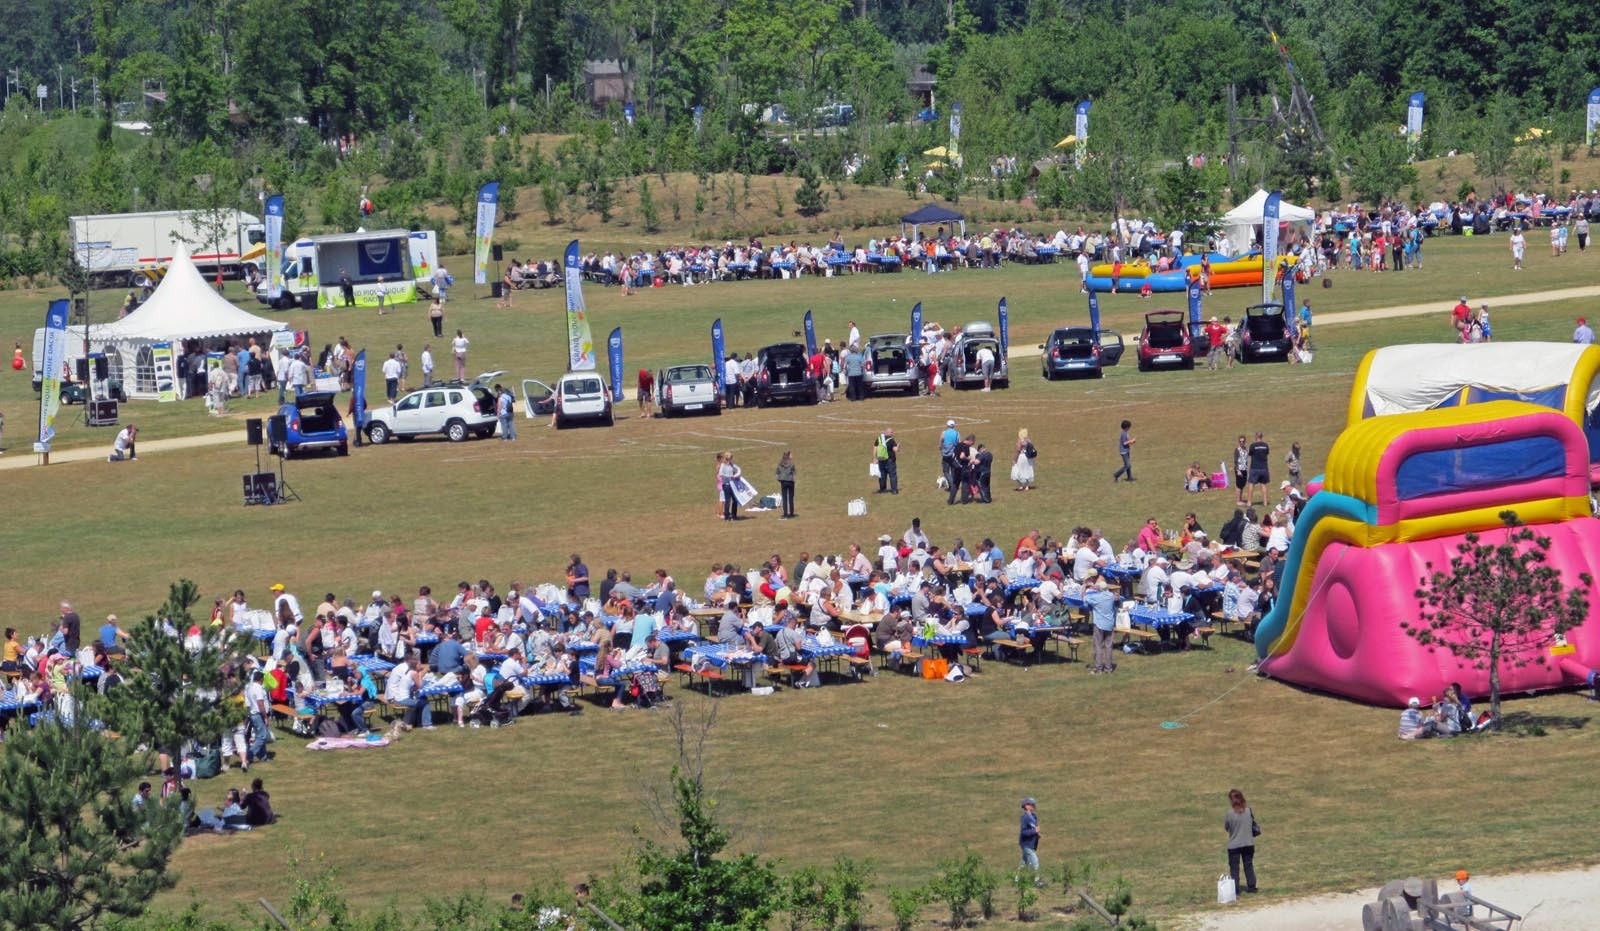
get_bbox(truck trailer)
[69,210,266,288]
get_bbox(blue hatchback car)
[272,391,348,458]
[1040,326,1125,380]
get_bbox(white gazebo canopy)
[1221,189,1315,251]
[90,242,282,398]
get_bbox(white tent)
[1353,343,1600,421]
[90,242,282,399]
[1221,189,1315,251]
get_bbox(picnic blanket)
[307,735,392,750]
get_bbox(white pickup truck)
[656,363,722,417]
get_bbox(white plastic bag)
[1217,875,1237,905]
[869,461,881,478]
[847,497,867,517]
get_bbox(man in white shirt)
[419,345,435,386]
[108,424,139,462]
[1035,573,1062,605]
[1072,539,1101,581]
[723,356,742,409]
[287,353,310,395]
[384,655,432,727]
[877,534,900,573]
[847,321,862,349]
[1142,558,1170,603]
[381,353,403,402]
[975,344,997,391]
[243,669,271,760]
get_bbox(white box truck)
[69,209,266,288]
[254,229,440,310]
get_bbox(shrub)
[886,885,926,931]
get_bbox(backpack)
[1024,441,1038,460]
[193,748,222,779]
[876,435,890,461]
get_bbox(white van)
[553,372,614,428]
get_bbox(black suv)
[1239,303,1293,363]
[754,343,819,406]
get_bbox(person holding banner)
[718,451,744,522]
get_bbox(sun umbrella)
[1053,135,1077,149]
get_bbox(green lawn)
[2,233,1598,927]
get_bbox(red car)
[1136,310,1195,371]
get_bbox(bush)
[639,179,660,232]
[1011,870,1039,921]
[886,885,926,931]
[929,850,996,928]
[795,161,828,217]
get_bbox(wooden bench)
[960,646,984,671]
[989,638,1032,664]
[841,654,874,678]
[673,662,727,696]
[1117,628,1159,652]
[269,702,316,733]
[1192,626,1216,647]
[1051,634,1084,663]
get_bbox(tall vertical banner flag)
[803,310,817,356]
[1588,89,1600,147]
[473,182,499,285]
[1075,101,1091,168]
[1406,92,1425,142]
[1187,277,1202,334]
[997,297,1009,357]
[264,195,285,301]
[564,240,596,370]
[693,105,705,133]
[1088,290,1101,338]
[36,299,68,451]
[608,328,624,403]
[624,102,635,126]
[711,319,726,392]
[950,101,962,143]
[351,350,368,433]
[1282,272,1298,335]
[910,302,923,343]
[1261,190,1282,308]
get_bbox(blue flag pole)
[803,310,817,356]
[608,328,624,403]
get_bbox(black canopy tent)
[900,202,967,240]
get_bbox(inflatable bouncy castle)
[1256,344,1600,706]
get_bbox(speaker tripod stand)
[274,452,302,503]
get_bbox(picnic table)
[866,254,902,272]
[349,655,395,675]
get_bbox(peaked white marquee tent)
[1221,189,1315,251]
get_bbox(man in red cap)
[1575,317,1594,345]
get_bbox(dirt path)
[1003,284,1600,361]
[1177,863,1600,930]
[0,427,245,471]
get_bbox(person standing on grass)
[1019,798,1042,881]
[420,345,435,387]
[381,352,402,403]
[339,268,355,307]
[875,428,900,494]
[1509,226,1525,270]
[1111,419,1136,483]
[375,276,388,315]
[1085,577,1117,674]
[1246,432,1271,508]
[452,329,469,382]
[719,451,744,521]
[637,368,655,419]
[428,294,445,337]
[1225,789,1259,894]
[496,384,517,441]
[775,450,797,519]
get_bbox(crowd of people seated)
[4,499,1305,761]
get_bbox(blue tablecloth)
[963,603,991,618]
[1130,608,1192,628]
[420,682,464,699]
[415,634,440,646]
[684,643,767,668]
[0,697,42,713]
[235,626,275,641]
[770,261,797,273]
[1005,580,1041,597]
[77,664,104,681]
[867,254,902,268]
[802,637,854,658]
[888,594,913,608]
[1101,564,1141,581]
[517,673,571,688]
[658,629,699,644]
[913,633,969,647]
[350,655,395,673]
[475,652,507,663]
[567,641,600,655]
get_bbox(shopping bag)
[920,657,949,680]
[1217,875,1237,905]
[869,461,881,478]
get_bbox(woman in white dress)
[1011,428,1036,491]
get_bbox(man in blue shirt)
[940,419,960,492]
[1019,798,1041,878]
[1085,578,1118,674]
[429,630,465,676]
[1297,299,1313,349]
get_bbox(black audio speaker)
[93,356,108,380]
[76,359,89,381]
[491,282,504,298]
[242,472,280,505]
[267,414,288,450]
[246,417,264,446]
[300,292,317,310]
[492,244,504,262]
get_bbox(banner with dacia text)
[711,319,726,392]
[1261,191,1282,308]
[803,310,817,356]
[565,240,596,371]
[473,182,499,285]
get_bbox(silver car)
[657,363,722,417]
[864,334,922,395]
[944,321,1009,389]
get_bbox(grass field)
[2,232,1599,928]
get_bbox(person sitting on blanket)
[243,777,275,826]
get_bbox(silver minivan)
[864,334,922,395]
[944,321,1009,389]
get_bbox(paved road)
[8,283,1598,471]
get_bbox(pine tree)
[0,720,184,931]
[794,162,828,217]
[638,178,661,232]
[99,580,248,763]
